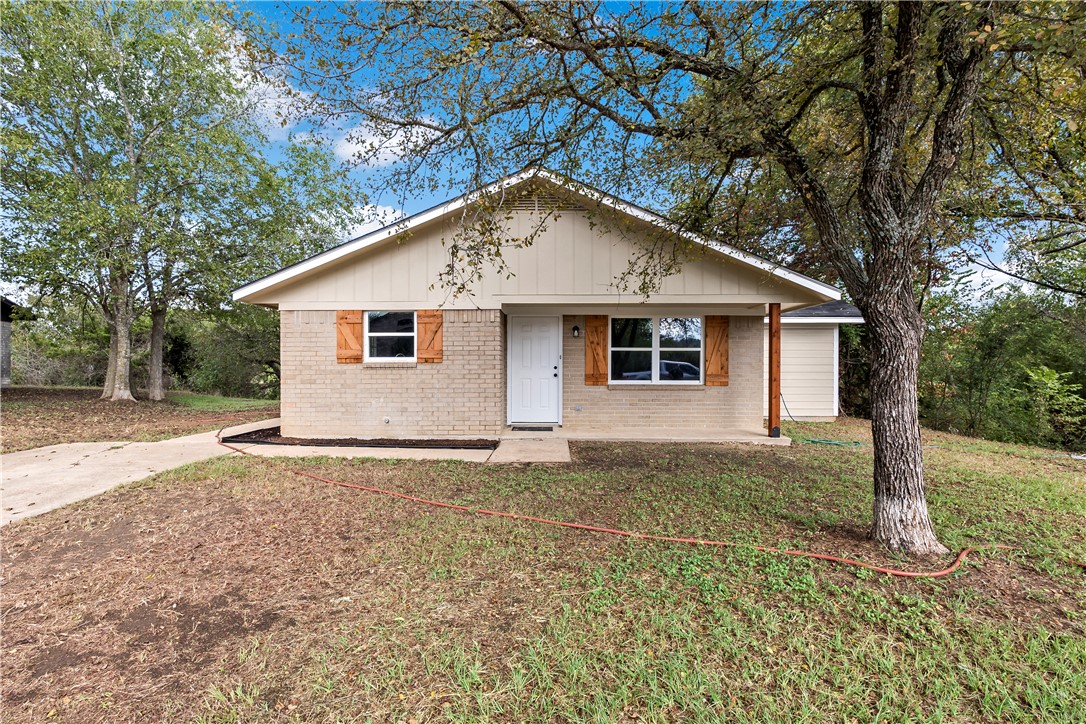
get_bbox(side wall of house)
[762,324,838,421]
[280,309,505,438]
[561,314,765,432]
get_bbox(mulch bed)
[222,425,498,450]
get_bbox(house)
[233,170,843,442]
[763,301,865,421]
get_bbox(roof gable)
[234,169,841,305]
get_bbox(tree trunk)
[101,318,118,400]
[147,306,167,401]
[863,298,948,556]
[107,281,136,402]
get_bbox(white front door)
[508,316,561,424]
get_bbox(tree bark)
[861,294,949,556]
[107,278,136,402]
[147,306,167,401]
[101,318,118,400]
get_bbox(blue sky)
[239,1,1013,294]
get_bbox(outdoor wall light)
[572,325,580,338]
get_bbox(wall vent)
[503,191,581,214]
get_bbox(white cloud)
[342,204,404,241]
[247,78,300,141]
[333,121,440,166]
[224,36,305,142]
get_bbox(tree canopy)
[1,0,361,400]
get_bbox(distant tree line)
[840,287,1086,452]
[9,299,280,400]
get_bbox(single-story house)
[234,169,845,441]
[763,301,865,421]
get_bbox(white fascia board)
[232,170,537,302]
[234,167,841,302]
[536,170,842,301]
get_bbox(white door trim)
[506,315,563,425]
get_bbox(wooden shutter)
[704,315,730,386]
[417,309,443,363]
[336,310,363,363]
[584,315,608,386]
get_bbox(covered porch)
[503,304,786,441]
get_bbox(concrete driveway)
[1,419,276,526]
[1,421,571,526]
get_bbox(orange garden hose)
[216,432,1015,579]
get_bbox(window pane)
[369,335,414,358]
[611,318,652,348]
[368,311,414,334]
[660,350,702,381]
[659,317,702,348]
[611,350,652,381]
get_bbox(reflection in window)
[609,317,703,383]
[366,311,416,360]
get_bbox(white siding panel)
[253,201,826,309]
[763,324,838,419]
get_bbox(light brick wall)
[561,315,765,432]
[280,309,505,438]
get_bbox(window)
[610,317,703,384]
[365,311,416,361]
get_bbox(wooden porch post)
[768,303,781,438]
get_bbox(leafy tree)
[259,1,1081,553]
[955,15,1086,303]
[1,0,360,401]
[919,288,1086,450]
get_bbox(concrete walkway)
[1,419,273,526]
[1,423,572,526]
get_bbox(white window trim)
[364,311,417,362]
[608,316,704,385]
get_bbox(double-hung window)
[609,317,703,384]
[365,311,416,361]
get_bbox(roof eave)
[233,168,841,303]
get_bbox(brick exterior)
[280,309,506,438]
[561,315,765,432]
[280,310,764,438]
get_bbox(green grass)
[6,419,1082,722]
[179,423,1086,722]
[166,391,276,412]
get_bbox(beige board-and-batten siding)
[280,309,506,438]
[248,201,821,310]
[762,324,838,421]
[563,315,765,433]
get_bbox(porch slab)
[501,427,791,446]
[239,445,495,463]
[486,438,572,464]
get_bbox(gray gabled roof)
[234,168,842,303]
[782,300,863,320]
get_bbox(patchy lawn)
[2,419,1084,722]
[0,386,278,453]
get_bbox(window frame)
[363,310,417,362]
[608,316,704,385]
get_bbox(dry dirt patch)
[0,387,277,453]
